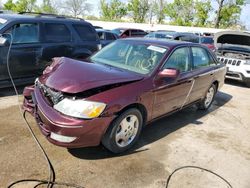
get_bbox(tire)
[245,82,250,88]
[197,84,216,110]
[102,108,143,153]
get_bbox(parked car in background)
[0,13,100,88]
[200,36,215,51]
[96,29,118,47]
[23,38,226,153]
[111,28,148,38]
[93,25,103,29]
[144,31,176,39]
[215,31,250,87]
[145,31,199,43]
[172,32,200,43]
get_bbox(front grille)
[36,80,63,105]
[226,72,240,78]
[218,56,242,66]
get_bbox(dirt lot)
[0,81,250,188]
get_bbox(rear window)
[201,37,214,44]
[73,24,97,41]
[44,23,71,42]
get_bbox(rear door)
[40,22,74,62]
[188,46,215,103]
[72,24,99,57]
[152,47,194,118]
[1,22,42,80]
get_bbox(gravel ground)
[0,81,250,188]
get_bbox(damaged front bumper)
[22,85,115,148]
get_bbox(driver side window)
[4,23,39,44]
[163,47,191,72]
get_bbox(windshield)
[91,40,168,75]
[201,37,214,44]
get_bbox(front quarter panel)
[87,78,154,122]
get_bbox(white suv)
[215,31,250,87]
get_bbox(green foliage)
[194,0,212,27]
[165,0,195,26]
[36,0,57,14]
[152,0,166,24]
[3,0,37,12]
[128,0,149,23]
[100,0,127,20]
[3,0,16,11]
[215,0,245,28]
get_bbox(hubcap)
[115,115,139,148]
[204,87,215,108]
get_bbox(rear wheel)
[102,108,143,153]
[197,84,216,110]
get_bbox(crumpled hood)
[214,31,250,50]
[39,57,143,93]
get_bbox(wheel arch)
[212,80,219,91]
[116,103,148,127]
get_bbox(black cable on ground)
[165,165,233,188]
[4,32,84,188]
[7,112,85,188]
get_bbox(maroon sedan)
[23,39,226,153]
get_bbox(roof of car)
[0,13,89,24]
[96,29,112,32]
[121,38,194,48]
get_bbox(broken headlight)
[54,98,106,119]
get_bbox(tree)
[15,0,37,12]
[4,0,37,12]
[165,0,195,26]
[3,0,16,11]
[128,0,149,23]
[37,0,57,14]
[63,0,91,17]
[214,0,245,28]
[100,0,127,21]
[194,0,212,27]
[152,0,166,24]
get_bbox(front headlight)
[54,98,106,119]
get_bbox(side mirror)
[158,68,180,78]
[0,36,8,46]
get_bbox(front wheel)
[197,84,216,110]
[102,108,143,153]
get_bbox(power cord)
[3,34,233,188]
[4,33,84,188]
[165,165,233,188]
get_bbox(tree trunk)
[215,0,224,28]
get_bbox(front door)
[1,22,42,79]
[152,47,194,119]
